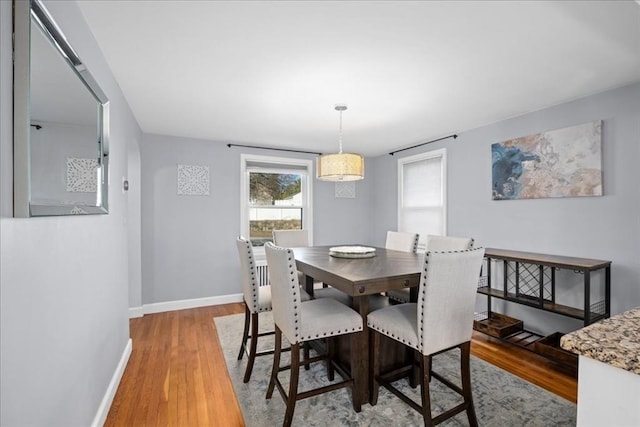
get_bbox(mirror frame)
[13,0,110,217]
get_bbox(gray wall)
[139,135,373,305]
[30,121,97,205]
[371,82,640,334]
[128,138,143,309]
[0,1,142,425]
[140,84,640,333]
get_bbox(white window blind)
[398,149,446,249]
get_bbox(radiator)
[256,262,269,286]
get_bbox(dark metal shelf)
[484,248,612,271]
[476,249,611,370]
[477,286,586,320]
[481,249,611,326]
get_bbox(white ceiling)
[77,1,640,157]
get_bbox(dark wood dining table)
[292,245,424,404]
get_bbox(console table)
[474,248,611,371]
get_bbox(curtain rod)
[389,134,457,155]
[227,143,322,156]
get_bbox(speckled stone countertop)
[560,307,640,375]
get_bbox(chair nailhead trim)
[300,326,363,342]
[240,238,261,311]
[367,324,419,351]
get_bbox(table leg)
[304,274,314,298]
[409,287,418,303]
[352,295,370,404]
[302,274,316,367]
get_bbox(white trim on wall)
[128,293,244,318]
[91,339,132,427]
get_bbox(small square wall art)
[492,120,603,200]
[66,157,98,193]
[335,181,356,198]
[177,164,210,196]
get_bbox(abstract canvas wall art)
[492,121,602,200]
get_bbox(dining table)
[291,245,424,404]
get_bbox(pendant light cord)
[338,109,343,154]
[335,104,347,154]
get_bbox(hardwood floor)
[105,303,577,426]
[105,304,245,427]
[471,331,577,403]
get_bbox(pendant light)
[316,105,364,181]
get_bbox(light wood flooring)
[105,303,577,426]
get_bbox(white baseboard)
[129,293,243,318]
[91,338,132,427]
[128,306,145,318]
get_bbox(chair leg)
[327,338,335,381]
[242,312,259,383]
[303,342,310,370]
[410,348,419,388]
[266,327,282,399]
[370,329,380,405]
[237,305,250,360]
[283,343,300,427]
[411,350,432,388]
[349,331,362,412]
[429,357,433,382]
[460,342,478,427]
[420,354,434,427]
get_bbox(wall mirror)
[13,0,110,217]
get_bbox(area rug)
[215,313,576,426]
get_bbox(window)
[397,148,446,250]
[240,154,313,251]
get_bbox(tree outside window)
[249,172,303,246]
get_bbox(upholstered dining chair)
[383,231,419,303]
[264,242,364,427]
[387,235,474,304]
[272,229,309,247]
[235,236,310,383]
[273,229,318,287]
[235,236,275,383]
[272,229,315,280]
[385,230,420,253]
[367,247,485,426]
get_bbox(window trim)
[397,148,447,250]
[240,154,314,258]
